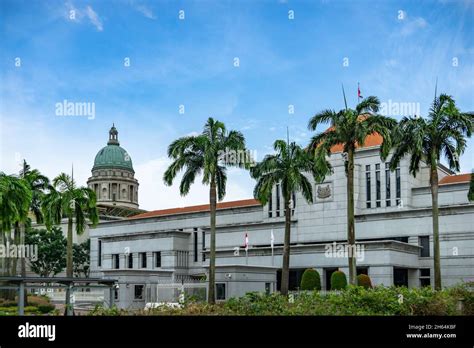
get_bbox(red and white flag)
[244,232,249,251]
[358,84,363,99]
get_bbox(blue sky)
[1,0,473,210]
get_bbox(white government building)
[86,126,474,308]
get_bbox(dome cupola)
[93,124,134,172]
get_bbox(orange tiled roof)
[330,132,384,153]
[439,173,472,185]
[129,198,261,219]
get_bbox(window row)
[109,252,162,269]
[268,184,296,218]
[366,163,401,208]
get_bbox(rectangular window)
[375,164,381,207]
[216,283,226,300]
[420,268,431,287]
[193,229,198,262]
[276,184,281,217]
[265,282,271,295]
[202,231,206,262]
[140,252,147,268]
[366,165,371,208]
[154,251,161,268]
[385,163,391,206]
[98,240,102,267]
[419,236,430,257]
[396,167,401,206]
[134,285,144,300]
[113,254,119,269]
[128,253,133,269]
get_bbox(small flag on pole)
[270,230,274,249]
[244,232,249,252]
[358,83,363,99]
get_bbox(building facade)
[89,133,474,308]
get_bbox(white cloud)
[400,17,427,36]
[134,157,254,211]
[384,59,398,68]
[64,2,103,31]
[85,6,103,31]
[135,4,155,19]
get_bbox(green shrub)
[330,271,347,290]
[0,300,18,307]
[357,274,372,289]
[38,304,56,314]
[300,269,321,291]
[24,306,39,313]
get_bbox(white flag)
[270,229,274,249]
[245,232,249,251]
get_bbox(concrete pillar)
[18,282,25,315]
[65,284,74,316]
[109,286,115,308]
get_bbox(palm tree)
[42,173,99,278]
[164,117,247,304]
[18,161,49,279]
[308,96,396,285]
[251,140,329,295]
[0,173,31,299]
[387,94,473,290]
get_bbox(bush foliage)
[89,283,474,316]
[357,274,373,289]
[300,269,321,291]
[330,271,347,290]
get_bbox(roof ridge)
[129,198,261,219]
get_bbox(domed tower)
[87,125,139,210]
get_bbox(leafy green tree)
[388,94,473,290]
[0,173,32,299]
[73,239,90,278]
[42,173,98,278]
[308,96,396,285]
[25,226,66,277]
[251,140,329,295]
[18,161,49,279]
[164,117,247,303]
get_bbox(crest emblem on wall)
[317,184,331,199]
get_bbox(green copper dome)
[92,125,134,172]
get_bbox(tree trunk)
[430,165,442,290]
[20,223,28,305]
[280,194,291,296]
[347,147,357,285]
[11,223,20,277]
[66,217,73,278]
[208,179,217,304]
[20,223,26,277]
